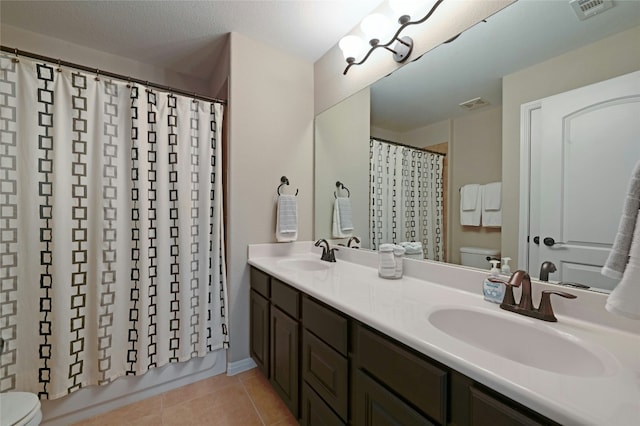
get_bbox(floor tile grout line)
[238,374,268,426]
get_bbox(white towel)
[482,182,502,227]
[602,160,640,279]
[461,184,480,210]
[332,197,353,238]
[276,195,297,242]
[460,184,481,226]
[605,213,640,319]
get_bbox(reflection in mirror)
[314,0,640,293]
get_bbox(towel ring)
[334,181,350,199]
[277,176,298,196]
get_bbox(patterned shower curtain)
[370,138,444,261]
[0,53,229,400]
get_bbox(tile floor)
[72,368,298,426]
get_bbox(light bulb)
[360,13,394,45]
[339,35,366,62]
[389,0,435,23]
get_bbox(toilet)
[460,246,500,270]
[0,392,42,426]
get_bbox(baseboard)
[226,357,257,376]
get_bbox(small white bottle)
[501,257,511,274]
[483,260,505,303]
[378,244,398,279]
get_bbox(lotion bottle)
[501,257,511,274]
[483,260,505,303]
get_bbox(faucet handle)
[327,247,339,262]
[538,290,577,322]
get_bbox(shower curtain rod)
[1,45,227,105]
[371,137,447,157]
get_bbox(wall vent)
[570,0,614,21]
[459,97,489,111]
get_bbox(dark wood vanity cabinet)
[249,267,560,426]
[250,267,301,417]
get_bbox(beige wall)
[315,88,370,247]
[450,106,502,265]
[313,1,514,115]
[228,32,314,363]
[401,119,452,148]
[501,26,640,269]
[1,25,211,95]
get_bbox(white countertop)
[248,242,640,426]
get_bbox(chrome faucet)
[539,261,557,281]
[489,270,576,322]
[315,239,338,262]
[347,236,360,248]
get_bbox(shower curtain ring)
[126,76,131,88]
[95,68,100,81]
[56,59,62,72]
[192,92,198,103]
[12,48,19,63]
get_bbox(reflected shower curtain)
[0,54,228,400]
[370,139,444,261]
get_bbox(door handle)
[543,237,565,247]
[533,236,540,245]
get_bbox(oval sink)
[429,308,614,377]
[277,258,331,272]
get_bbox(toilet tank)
[459,246,500,269]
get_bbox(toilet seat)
[0,392,42,426]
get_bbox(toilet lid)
[0,392,41,426]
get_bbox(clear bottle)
[483,260,505,303]
[501,257,511,274]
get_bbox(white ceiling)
[0,0,384,81]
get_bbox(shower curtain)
[370,138,444,261]
[0,53,229,400]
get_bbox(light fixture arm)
[343,0,445,75]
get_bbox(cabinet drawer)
[271,278,300,319]
[250,267,270,298]
[302,296,348,355]
[302,330,348,421]
[353,369,435,426]
[354,324,448,424]
[469,386,556,426]
[301,382,346,426]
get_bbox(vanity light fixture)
[339,0,444,75]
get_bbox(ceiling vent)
[459,97,489,111]
[570,0,614,21]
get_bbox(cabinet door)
[250,289,270,376]
[301,382,346,426]
[271,306,300,418]
[353,370,435,426]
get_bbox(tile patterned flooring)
[72,368,298,426]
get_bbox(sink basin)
[277,258,331,272]
[429,308,614,377]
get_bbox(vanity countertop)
[248,242,640,426]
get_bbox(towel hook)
[277,176,298,196]
[334,181,350,198]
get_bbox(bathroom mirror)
[314,0,640,292]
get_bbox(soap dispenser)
[483,260,505,303]
[501,257,511,274]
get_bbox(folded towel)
[332,197,353,238]
[399,241,423,254]
[481,182,502,227]
[461,184,480,211]
[602,160,640,279]
[460,184,481,226]
[276,195,297,242]
[605,210,640,319]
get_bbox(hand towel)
[481,182,502,227]
[276,194,298,242]
[332,197,353,238]
[461,184,480,210]
[605,211,640,319]
[602,160,640,279]
[460,184,481,226]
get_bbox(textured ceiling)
[0,0,384,80]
